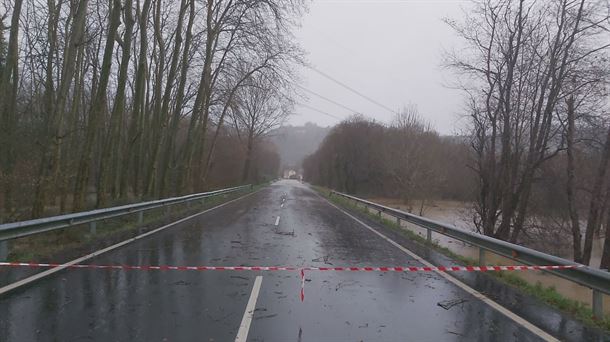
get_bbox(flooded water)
[372,198,610,315]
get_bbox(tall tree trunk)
[565,96,583,262]
[201,94,235,187]
[181,0,216,193]
[582,125,610,265]
[159,0,195,197]
[601,197,610,270]
[73,0,122,211]
[32,0,88,218]
[150,0,188,197]
[59,41,86,213]
[120,0,152,199]
[509,173,534,243]
[98,0,134,207]
[143,0,167,197]
[241,131,255,183]
[179,71,206,193]
[0,0,23,221]
[44,0,59,187]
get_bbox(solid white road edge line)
[0,189,263,296]
[235,276,263,342]
[274,216,281,226]
[320,195,559,342]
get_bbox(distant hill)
[270,123,331,169]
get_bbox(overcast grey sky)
[289,0,471,135]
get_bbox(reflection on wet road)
[0,180,559,341]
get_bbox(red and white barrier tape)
[300,268,305,302]
[0,262,583,301]
[0,262,584,272]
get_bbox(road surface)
[0,180,605,341]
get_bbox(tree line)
[303,110,474,211]
[0,0,304,222]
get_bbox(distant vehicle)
[289,174,299,180]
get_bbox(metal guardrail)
[330,190,610,319]
[0,184,252,242]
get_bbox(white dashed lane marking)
[235,276,263,342]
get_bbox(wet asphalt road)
[0,180,548,341]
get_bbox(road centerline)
[235,276,263,342]
[274,216,281,226]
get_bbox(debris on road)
[446,330,464,336]
[437,298,468,310]
[255,314,278,320]
[230,275,249,280]
[273,228,295,236]
[172,280,190,286]
[311,255,333,265]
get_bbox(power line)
[296,85,361,114]
[307,65,399,116]
[297,102,344,120]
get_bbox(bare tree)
[445,0,610,252]
[230,76,291,182]
[384,105,438,213]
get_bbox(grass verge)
[313,186,610,332]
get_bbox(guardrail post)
[479,248,486,265]
[201,197,206,206]
[0,240,8,260]
[593,290,603,320]
[137,211,144,234]
[426,228,432,243]
[377,210,382,219]
[186,200,191,209]
[165,205,171,220]
[89,221,97,235]
[364,205,369,213]
[396,217,401,227]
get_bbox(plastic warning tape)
[0,262,583,302]
[0,262,584,272]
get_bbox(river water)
[372,198,610,315]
